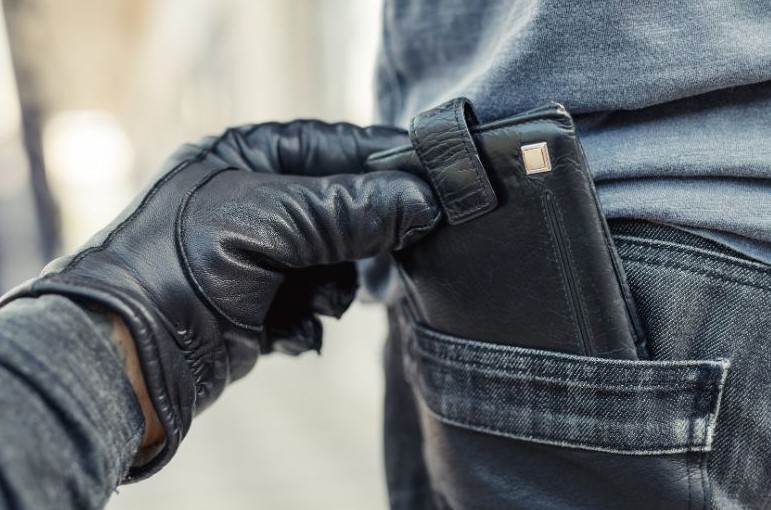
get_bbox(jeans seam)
[406,335,728,454]
[701,452,710,510]
[621,254,771,292]
[689,391,698,510]
[414,348,712,391]
[413,325,727,387]
[615,234,771,275]
[414,398,711,454]
[685,454,693,510]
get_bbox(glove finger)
[259,263,358,357]
[179,169,440,330]
[263,313,323,356]
[207,121,408,177]
[264,262,356,340]
[264,170,442,265]
[263,272,365,355]
[280,263,359,319]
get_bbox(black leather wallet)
[366,98,648,359]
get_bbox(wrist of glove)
[0,120,439,481]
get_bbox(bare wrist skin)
[107,312,166,464]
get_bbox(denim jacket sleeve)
[0,295,144,510]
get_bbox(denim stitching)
[621,254,771,292]
[615,234,771,277]
[415,323,728,376]
[700,451,710,510]
[414,347,712,391]
[414,400,713,455]
[402,311,729,455]
[687,450,694,510]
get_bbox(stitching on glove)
[22,275,185,472]
[64,129,238,272]
[174,166,266,333]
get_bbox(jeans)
[383,219,771,509]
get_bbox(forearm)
[0,295,145,510]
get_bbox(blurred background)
[0,1,391,508]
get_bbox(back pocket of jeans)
[400,314,729,509]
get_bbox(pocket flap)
[404,322,729,455]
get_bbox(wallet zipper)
[543,192,593,356]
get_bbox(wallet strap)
[409,97,497,225]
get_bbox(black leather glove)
[0,121,439,480]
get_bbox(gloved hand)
[0,121,438,480]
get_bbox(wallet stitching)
[410,100,492,222]
[451,99,495,216]
[541,193,584,352]
[415,114,488,220]
[367,113,569,164]
[552,193,596,355]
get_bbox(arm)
[0,296,144,509]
